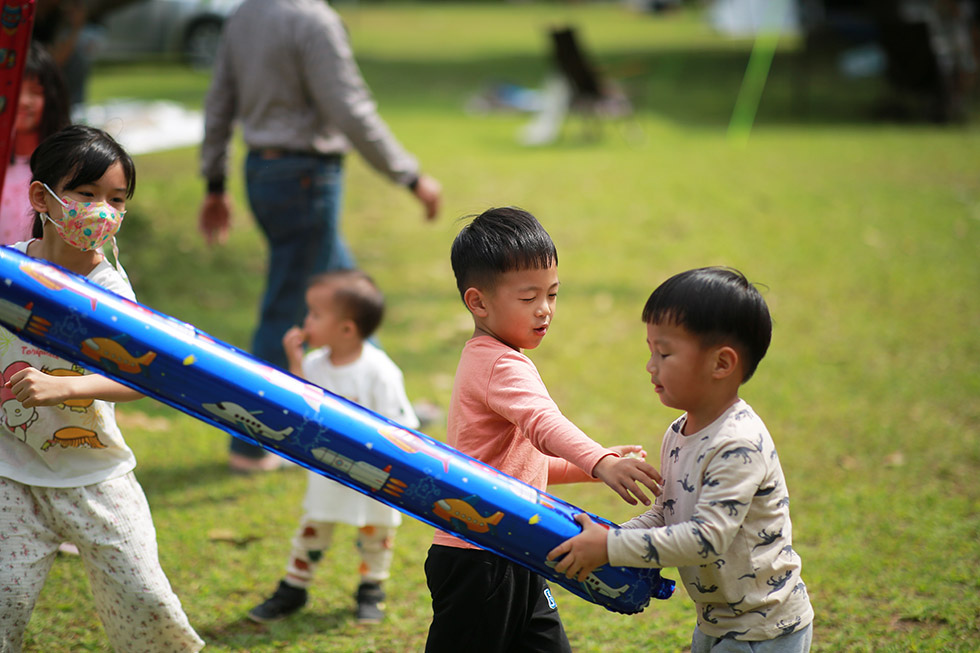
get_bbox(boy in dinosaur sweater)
[549,267,813,653]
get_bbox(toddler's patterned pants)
[284,518,396,588]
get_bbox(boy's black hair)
[642,267,772,382]
[309,269,385,340]
[450,206,557,300]
[30,124,137,238]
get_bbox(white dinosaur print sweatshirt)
[607,400,813,641]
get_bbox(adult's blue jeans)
[230,151,355,459]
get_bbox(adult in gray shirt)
[199,0,441,472]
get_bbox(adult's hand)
[199,192,232,246]
[412,174,442,221]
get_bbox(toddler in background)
[249,270,419,625]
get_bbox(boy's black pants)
[425,545,572,653]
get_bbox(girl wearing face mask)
[0,125,204,652]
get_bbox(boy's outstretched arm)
[547,513,610,582]
[592,454,663,506]
[608,444,647,460]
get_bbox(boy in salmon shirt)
[424,207,663,652]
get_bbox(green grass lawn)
[22,3,979,651]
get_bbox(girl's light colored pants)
[0,474,204,652]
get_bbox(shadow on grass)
[196,609,354,648]
[134,459,236,497]
[356,46,900,128]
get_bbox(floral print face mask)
[42,183,125,252]
[41,183,128,279]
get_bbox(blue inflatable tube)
[0,246,674,614]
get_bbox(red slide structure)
[1,0,35,196]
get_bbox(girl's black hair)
[450,206,557,300]
[642,267,772,382]
[24,42,71,146]
[29,125,136,238]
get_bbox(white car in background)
[93,0,243,67]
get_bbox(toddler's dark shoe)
[355,581,385,625]
[247,580,307,623]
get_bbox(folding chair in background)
[521,26,637,145]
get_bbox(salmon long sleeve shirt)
[432,336,616,550]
